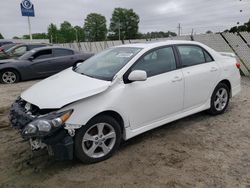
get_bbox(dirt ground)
[0,77,250,188]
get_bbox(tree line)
[9,8,177,43]
[2,9,249,42]
[225,19,250,33]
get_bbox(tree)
[229,26,238,33]
[23,33,48,40]
[48,23,58,43]
[206,30,213,34]
[59,21,75,43]
[74,26,85,42]
[137,31,177,40]
[84,13,107,41]
[13,36,20,39]
[228,19,250,33]
[0,33,4,39]
[110,8,140,40]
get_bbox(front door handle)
[172,76,182,82]
[210,67,218,72]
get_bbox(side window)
[204,50,213,62]
[53,49,74,57]
[132,47,176,77]
[33,49,53,60]
[177,45,206,67]
[13,46,27,56]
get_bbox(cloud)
[0,0,249,39]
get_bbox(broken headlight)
[22,109,73,137]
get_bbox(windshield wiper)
[80,72,95,78]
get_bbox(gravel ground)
[0,77,250,188]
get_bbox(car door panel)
[30,58,56,77]
[122,70,184,129]
[52,55,75,71]
[52,49,76,71]
[176,45,220,110]
[120,46,184,130]
[182,62,220,110]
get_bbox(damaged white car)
[10,41,241,163]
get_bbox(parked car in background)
[0,46,93,84]
[0,43,50,60]
[0,40,13,47]
[0,43,19,52]
[9,41,241,163]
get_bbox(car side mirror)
[128,70,147,82]
[76,62,82,67]
[73,62,82,69]
[28,56,34,61]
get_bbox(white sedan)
[10,40,241,163]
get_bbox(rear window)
[204,50,213,62]
[177,45,213,67]
[33,49,53,59]
[53,49,74,57]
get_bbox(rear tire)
[0,69,20,84]
[75,115,122,164]
[208,83,230,115]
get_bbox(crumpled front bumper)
[9,98,74,160]
[9,98,35,130]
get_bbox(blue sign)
[20,0,35,17]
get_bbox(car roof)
[0,40,13,43]
[17,43,50,46]
[0,41,13,45]
[30,46,74,52]
[118,40,204,49]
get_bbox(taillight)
[236,61,241,69]
[0,48,3,51]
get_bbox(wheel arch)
[87,110,125,136]
[218,79,232,97]
[0,68,22,81]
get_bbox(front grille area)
[9,98,58,129]
[9,98,35,129]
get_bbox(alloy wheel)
[214,88,228,111]
[82,123,116,158]
[2,71,17,84]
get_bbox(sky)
[0,0,250,39]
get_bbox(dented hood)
[21,69,111,109]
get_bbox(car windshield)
[5,45,18,54]
[74,47,142,81]
[2,44,16,51]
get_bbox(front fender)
[61,92,130,130]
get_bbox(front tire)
[208,83,230,115]
[0,70,20,84]
[75,115,122,164]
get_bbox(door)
[176,45,220,110]
[122,46,184,129]
[29,49,56,77]
[52,48,76,71]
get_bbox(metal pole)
[177,23,181,36]
[75,29,78,42]
[118,20,121,41]
[28,16,32,41]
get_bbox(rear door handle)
[210,67,218,72]
[172,76,182,82]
